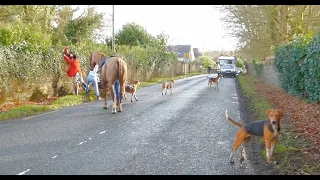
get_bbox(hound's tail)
[225,110,243,128]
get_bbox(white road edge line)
[78,141,87,145]
[17,169,30,175]
[23,110,59,120]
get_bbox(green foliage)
[199,56,216,68]
[0,105,52,121]
[64,7,104,44]
[274,33,320,102]
[113,23,153,47]
[113,31,177,72]
[50,94,84,107]
[0,93,98,121]
[0,22,52,53]
[0,5,179,105]
[219,5,320,61]
[236,58,245,69]
[238,74,272,119]
[252,59,263,77]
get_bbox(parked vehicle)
[221,64,237,77]
[218,56,236,67]
[236,67,243,74]
[217,56,236,75]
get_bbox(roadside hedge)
[0,41,177,104]
[274,34,320,103]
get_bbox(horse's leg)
[103,82,108,109]
[117,79,125,112]
[110,83,117,114]
[114,80,122,112]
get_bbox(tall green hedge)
[253,59,263,77]
[274,34,320,103]
[0,42,177,104]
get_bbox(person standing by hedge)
[86,64,101,100]
[207,66,212,74]
[63,46,87,90]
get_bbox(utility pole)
[112,5,115,56]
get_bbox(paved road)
[0,74,257,175]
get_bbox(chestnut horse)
[89,52,128,113]
[100,56,128,113]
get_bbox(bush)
[199,56,216,68]
[236,58,245,69]
[274,33,320,103]
[253,59,263,77]
[303,34,320,102]
[0,22,52,53]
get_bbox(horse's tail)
[117,57,122,79]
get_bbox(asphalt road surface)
[0,74,261,175]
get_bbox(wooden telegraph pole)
[112,5,115,56]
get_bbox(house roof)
[167,45,192,58]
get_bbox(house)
[167,44,196,63]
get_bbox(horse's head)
[89,52,107,71]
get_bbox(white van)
[218,56,236,66]
[217,56,237,74]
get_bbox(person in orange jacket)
[63,47,87,89]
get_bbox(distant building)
[167,44,196,63]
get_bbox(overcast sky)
[73,5,237,52]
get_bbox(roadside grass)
[0,105,52,121]
[0,92,97,121]
[238,73,319,174]
[0,72,203,121]
[238,74,271,119]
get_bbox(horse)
[100,56,128,114]
[88,52,127,113]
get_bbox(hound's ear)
[277,110,284,118]
[266,109,272,116]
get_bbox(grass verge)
[238,73,319,175]
[0,72,203,121]
[0,92,97,121]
